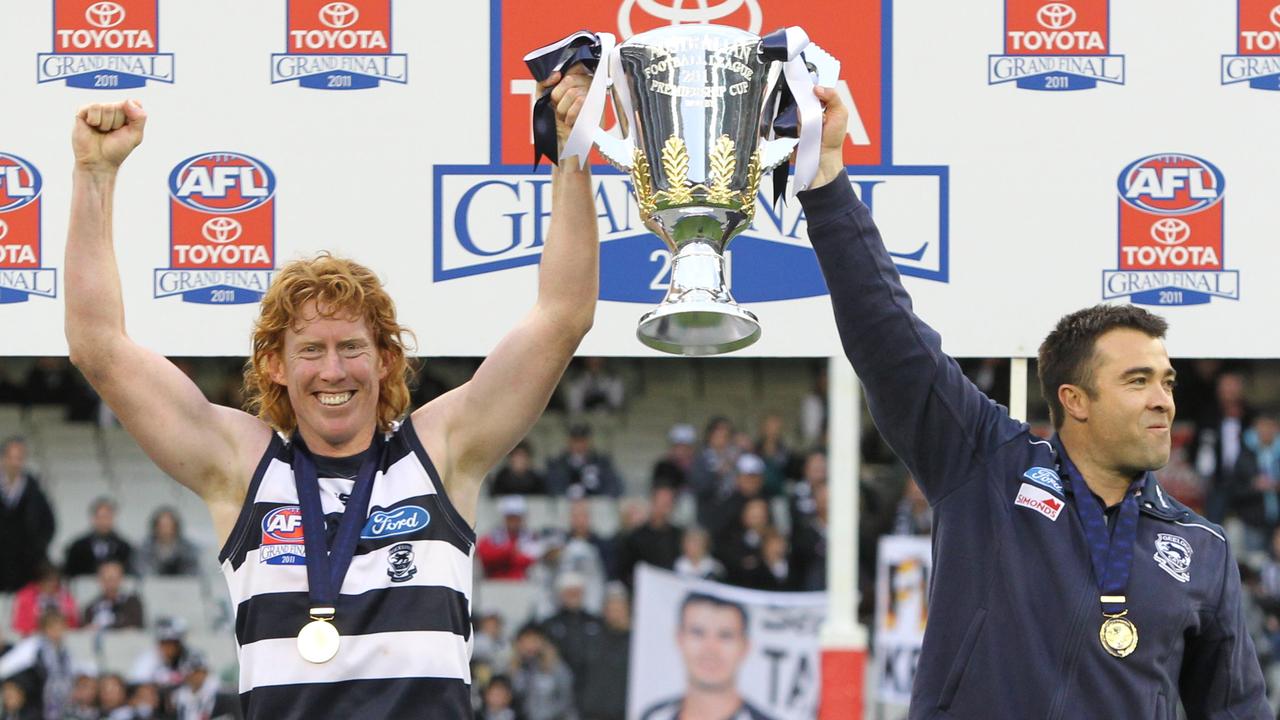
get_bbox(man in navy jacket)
[796,87,1269,719]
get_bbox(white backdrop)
[1,0,1275,358]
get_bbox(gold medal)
[297,615,340,664]
[1099,613,1137,658]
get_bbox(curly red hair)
[243,254,416,434]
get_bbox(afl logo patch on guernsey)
[361,505,430,540]
[260,506,307,565]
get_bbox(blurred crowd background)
[2,354,1280,720]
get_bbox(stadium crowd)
[2,356,1280,718]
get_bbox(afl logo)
[169,153,276,214]
[85,2,127,28]
[262,506,305,542]
[1118,154,1224,215]
[0,154,42,212]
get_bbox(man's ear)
[378,349,392,381]
[266,351,287,386]
[1059,384,1090,423]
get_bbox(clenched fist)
[538,64,592,154]
[72,99,147,173]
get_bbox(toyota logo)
[617,0,762,38]
[1036,2,1076,30]
[85,1,126,29]
[201,217,243,244]
[1271,4,1280,28]
[319,2,360,29]
[0,219,8,242]
[1150,218,1191,246]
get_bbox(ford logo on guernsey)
[1222,0,1280,90]
[37,0,175,89]
[361,505,430,540]
[155,152,277,305]
[0,153,57,304]
[271,0,408,90]
[1103,153,1238,307]
[989,0,1125,91]
[432,0,951,305]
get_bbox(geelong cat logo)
[989,0,1124,90]
[37,0,175,88]
[156,152,276,305]
[271,0,407,89]
[1103,153,1239,306]
[0,154,57,303]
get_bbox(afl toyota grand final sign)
[433,0,949,310]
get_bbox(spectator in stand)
[82,560,144,630]
[892,476,932,536]
[736,529,791,592]
[96,674,132,720]
[754,413,792,499]
[477,675,522,720]
[1232,413,1280,552]
[540,572,603,709]
[0,438,55,594]
[62,674,98,720]
[538,499,608,616]
[490,442,547,496]
[690,417,736,529]
[63,498,134,578]
[477,497,544,580]
[576,585,631,720]
[650,423,697,492]
[673,527,725,582]
[473,612,514,675]
[509,625,576,720]
[616,486,683,590]
[1194,371,1254,523]
[799,366,827,450]
[790,480,828,591]
[128,617,189,695]
[135,507,199,577]
[10,564,78,637]
[22,358,97,423]
[788,450,827,529]
[128,683,160,720]
[0,678,38,720]
[546,424,622,498]
[706,454,766,540]
[172,653,230,720]
[718,498,773,589]
[0,609,76,720]
[564,357,625,416]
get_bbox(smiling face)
[268,301,388,456]
[1066,328,1176,475]
[677,602,749,692]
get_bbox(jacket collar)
[1047,434,1186,522]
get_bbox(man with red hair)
[63,69,596,718]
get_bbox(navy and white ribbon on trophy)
[759,26,824,204]
[523,31,617,168]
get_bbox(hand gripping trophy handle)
[526,26,840,355]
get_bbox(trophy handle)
[758,40,841,175]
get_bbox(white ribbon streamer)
[780,28,822,193]
[561,32,616,168]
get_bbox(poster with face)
[629,564,827,720]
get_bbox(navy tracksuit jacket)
[797,173,1270,720]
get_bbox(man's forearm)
[536,161,598,336]
[65,167,127,368]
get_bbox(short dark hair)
[678,592,748,637]
[1037,304,1168,428]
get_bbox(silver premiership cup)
[592,25,838,355]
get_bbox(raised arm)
[799,89,1022,504]
[415,69,598,515]
[65,101,269,522]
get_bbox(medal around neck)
[297,615,340,664]
[1100,614,1138,658]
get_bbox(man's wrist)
[808,155,846,190]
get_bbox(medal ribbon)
[294,433,383,614]
[1054,437,1141,617]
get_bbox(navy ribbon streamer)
[759,28,805,206]
[524,32,603,167]
[294,432,383,612]
[1055,437,1142,617]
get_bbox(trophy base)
[636,301,761,356]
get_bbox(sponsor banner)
[989,0,1125,90]
[37,0,174,88]
[271,0,407,89]
[874,535,931,706]
[157,152,277,305]
[629,564,826,720]
[1103,153,1238,307]
[1222,0,1280,88]
[0,154,57,304]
